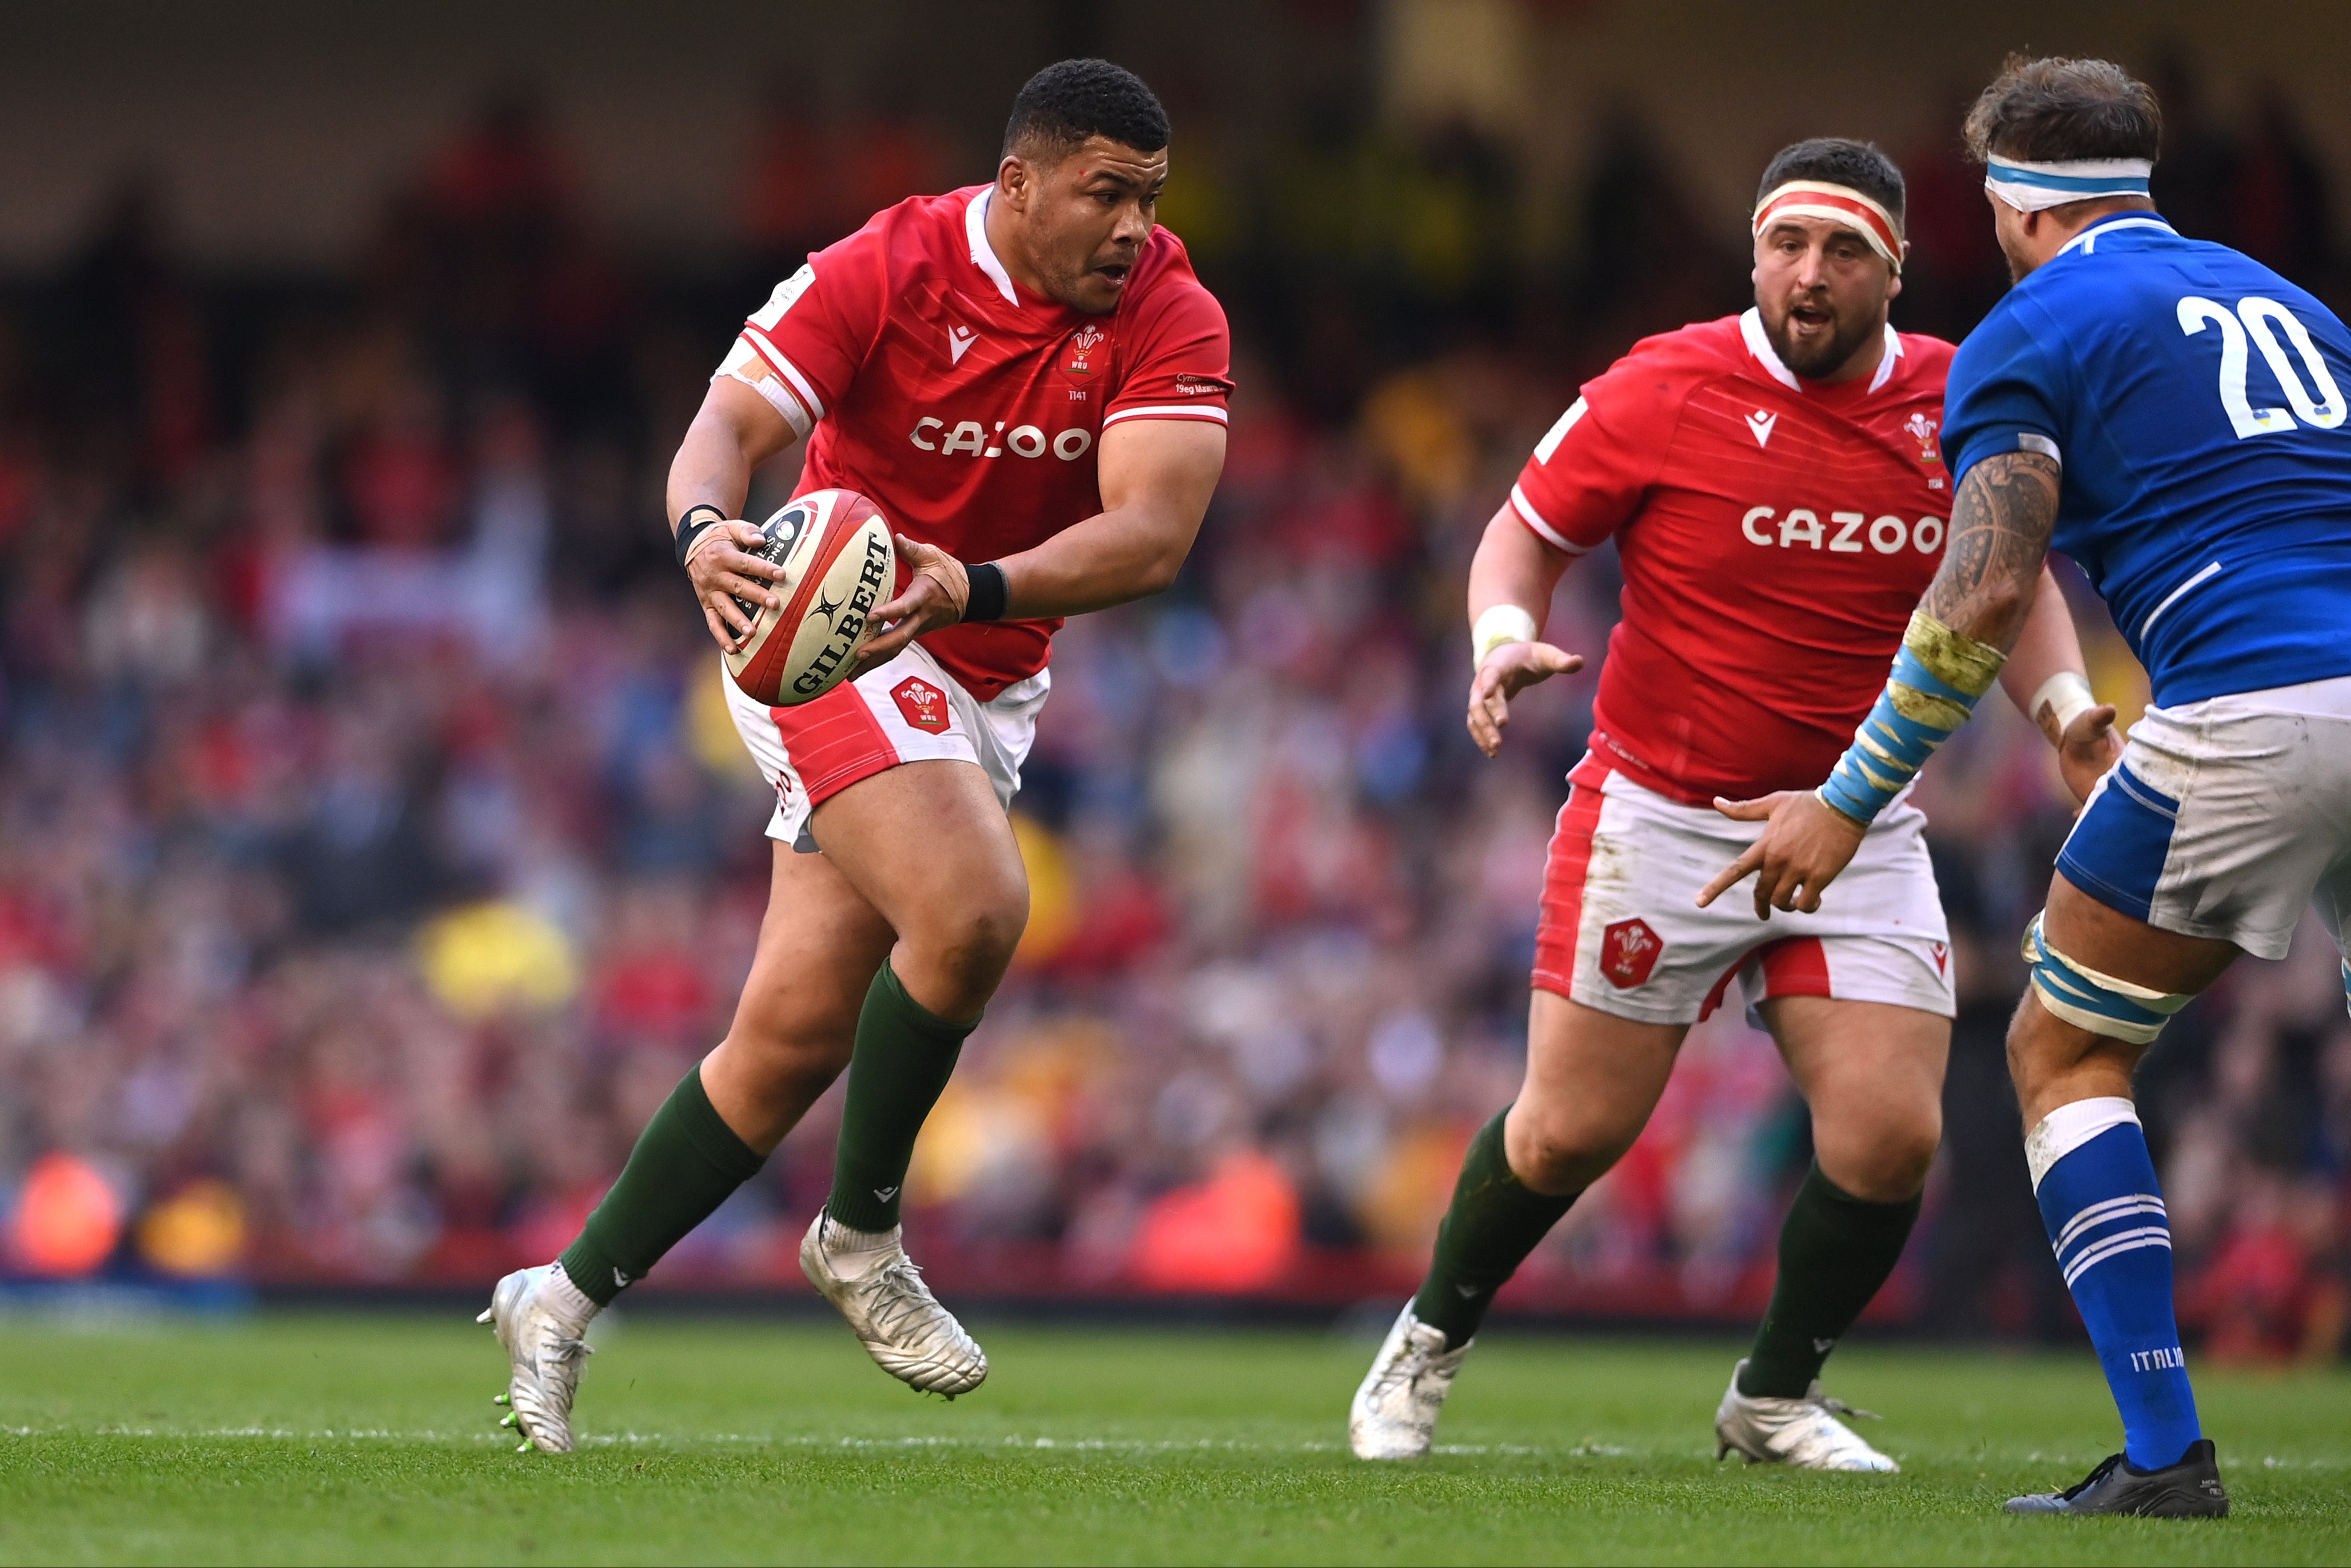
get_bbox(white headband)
[1752,181,1904,272]
[1984,156,2153,214]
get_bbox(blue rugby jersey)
[1942,215,2351,706]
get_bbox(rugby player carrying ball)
[1350,139,2119,1469]
[482,59,1230,1451]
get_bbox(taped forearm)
[1998,566,2095,743]
[1466,503,1569,667]
[1818,610,2007,825]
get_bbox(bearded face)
[1752,215,1903,381]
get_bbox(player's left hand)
[2054,702,2122,806]
[850,535,970,678]
[1696,791,1867,920]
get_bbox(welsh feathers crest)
[1903,411,1942,464]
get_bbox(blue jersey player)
[1703,55,2351,1518]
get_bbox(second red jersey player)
[1351,137,2120,1471]
[1516,309,1967,1022]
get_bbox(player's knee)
[706,1024,851,1126]
[908,883,1029,1015]
[2018,912,2193,1050]
[2004,986,2107,1099]
[2003,998,2059,1094]
[1828,1109,1940,1202]
[2005,913,2198,1108]
[944,897,1026,982]
[1506,1104,1634,1194]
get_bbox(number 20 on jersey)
[2179,294,2347,438]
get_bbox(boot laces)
[2064,1453,2126,1499]
[523,1319,589,1394]
[863,1255,953,1343]
[1372,1337,1440,1405]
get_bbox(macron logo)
[1746,410,1778,448]
[948,325,977,365]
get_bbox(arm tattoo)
[1923,450,2061,649]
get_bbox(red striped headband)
[1752,181,1904,272]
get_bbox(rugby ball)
[723,489,898,707]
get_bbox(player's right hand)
[686,520,787,653]
[847,534,970,679]
[2054,701,2122,805]
[1697,791,1866,919]
[1465,642,1583,758]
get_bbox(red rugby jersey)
[717,185,1233,700]
[1509,310,1958,803]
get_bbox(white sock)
[540,1261,602,1328]
[820,1215,899,1280]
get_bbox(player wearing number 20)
[1718,57,2351,1517]
[479,60,1230,1451]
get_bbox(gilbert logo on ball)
[724,489,899,707]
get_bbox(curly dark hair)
[1963,54,2162,166]
[1757,138,1905,228]
[1003,59,1170,162]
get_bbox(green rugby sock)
[823,960,975,1234]
[558,1064,766,1307]
[1738,1162,1921,1398]
[1410,1108,1580,1349]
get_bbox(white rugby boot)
[800,1212,987,1397]
[479,1263,598,1454]
[1714,1358,1898,1472]
[1349,1304,1471,1460]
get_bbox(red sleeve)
[1102,254,1232,431]
[715,221,888,438]
[1508,353,1677,555]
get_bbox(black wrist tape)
[674,504,727,569]
[963,561,1009,623]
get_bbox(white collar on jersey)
[2057,214,2177,258]
[1740,307,1902,394]
[965,188,1019,305]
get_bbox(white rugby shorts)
[1532,756,1955,1026]
[723,640,1049,853]
[2056,674,2351,961]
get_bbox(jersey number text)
[2177,294,2345,440]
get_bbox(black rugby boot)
[2005,1437,2229,1517]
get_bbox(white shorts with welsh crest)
[1532,753,1955,1026]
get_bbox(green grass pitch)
[2,1312,2346,1565]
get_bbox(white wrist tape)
[2030,670,2097,735]
[1472,604,1539,667]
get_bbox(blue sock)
[2031,1107,2202,1470]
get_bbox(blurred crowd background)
[3,0,2350,1360]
